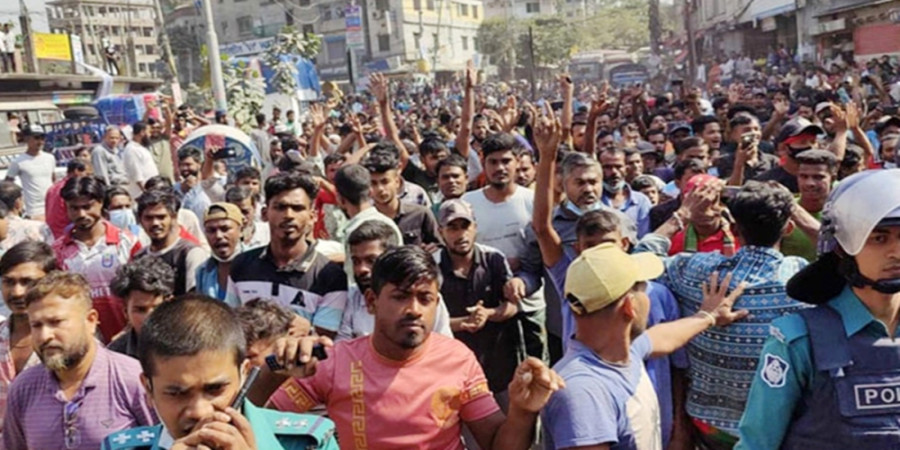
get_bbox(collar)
[828,285,884,338]
[736,245,783,260]
[259,240,318,273]
[602,185,636,208]
[61,220,121,246]
[157,424,175,449]
[394,201,415,219]
[438,245,484,277]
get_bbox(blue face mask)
[603,180,627,193]
[565,199,605,217]
[108,208,136,230]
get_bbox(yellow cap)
[564,243,664,315]
[204,202,244,226]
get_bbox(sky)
[0,0,51,34]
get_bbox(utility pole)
[683,0,696,84]
[152,0,179,81]
[201,0,227,112]
[18,0,37,73]
[528,25,536,100]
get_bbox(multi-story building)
[46,0,161,77]
[483,0,554,19]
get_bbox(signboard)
[70,34,84,74]
[219,37,274,57]
[345,5,365,50]
[34,33,72,61]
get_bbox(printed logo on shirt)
[855,381,900,411]
[350,360,368,448]
[761,353,789,388]
[430,386,462,429]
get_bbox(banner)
[345,5,364,50]
[70,34,84,74]
[34,33,72,61]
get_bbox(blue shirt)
[602,187,652,238]
[661,245,809,436]
[195,258,227,303]
[175,182,211,225]
[542,334,659,450]
[736,286,891,450]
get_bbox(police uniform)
[101,400,337,450]
[736,169,900,450]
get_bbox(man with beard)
[3,272,155,449]
[122,121,160,199]
[227,173,348,339]
[780,150,837,262]
[435,199,519,395]
[434,154,469,213]
[365,148,441,248]
[516,150,537,189]
[600,148,652,237]
[225,185,269,249]
[174,146,212,222]
[91,126,128,187]
[338,220,452,340]
[462,132,547,361]
[53,176,137,342]
[0,241,57,431]
[542,243,748,449]
[132,189,208,296]
[267,246,564,448]
[196,203,244,303]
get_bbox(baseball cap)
[774,117,824,145]
[683,174,719,195]
[667,122,692,136]
[204,202,244,226]
[438,199,475,227]
[814,102,832,117]
[786,169,900,303]
[22,124,46,137]
[564,243,663,315]
[875,115,900,136]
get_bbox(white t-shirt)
[122,141,160,198]
[461,186,534,264]
[7,151,56,218]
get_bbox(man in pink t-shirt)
[267,246,564,449]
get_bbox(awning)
[738,0,796,23]
[815,0,893,17]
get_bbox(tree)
[478,18,522,80]
[222,55,266,132]
[262,26,322,96]
[649,0,661,55]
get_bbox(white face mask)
[109,208,136,230]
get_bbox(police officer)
[737,169,900,449]
[102,294,336,450]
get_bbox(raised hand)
[308,103,327,131]
[465,60,477,89]
[558,73,574,95]
[533,103,562,158]
[773,98,790,117]
[508,357,565,413]
[369,72,389,104]
[845,101,860,130]
[830,104,848,132]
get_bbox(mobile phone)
[884,105,899,116]
[740,132,756,148]
[265,344,328,372]
[722,186,741,199]
[230,366,261,409]
[671,79,683,86]
[212,147,237,160]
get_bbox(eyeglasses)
[64,399,83,449]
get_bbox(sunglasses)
[64,399,83,449]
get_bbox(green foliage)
[262,26,323,96]
[222,55,266,132]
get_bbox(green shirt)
[736,286,895,450]
[780,203,821,263]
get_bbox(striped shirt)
[0,319,39,434]
[2,345,156,450]
[661,246,808,436]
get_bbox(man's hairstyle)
[255,113,266,126]
[0,241,57,276]
[712,97,729,111]
[728,114,759,130]
[674,136,706,156]
[348,220,400,249]
[599,147,626,159]
[323,153,346,168]
[481,133,518,158]
[794,149,838,174]
[137,189,180,218]
[143,175,174,191]
[0,181,22,210]
[674,158,707,181]
[691,115,719,135]
[61,176,106,203]
[138,294,246,378]
[177,146,203,163]
[0,201,8,220]
[436,153,468,175]
[66,158,88,175]
[225,185,259,205]
[24,271,92,310]
[596,129,614,140]
[575,210,621,238]
[362,147,400,174]
[235,166,261,183]
[132,121,148,136]
[420,137,449,158]
[560,151,600,180]
[104,125,121,136]
[841,144,864,169]
[371,246,441,295]
[631,175,657,192]
[646,128,665,140]
[729,181,795,247]
[103,186,131,210]
[264,172,319,205]
[110,255,175,300]
[334,164,371,206]
[235,299,293,346]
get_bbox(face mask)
[565,199,605,217]
[211,243,244,263]
[603,180,627,193]
[109,208,136,230]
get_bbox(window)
[327,38,345,60]
[473,37,479,51]
[525,2,540,13]
[322,6,332,20]
[145,45,155,55]
[426,0,435,10]
[461,36,468,50]
[458,3,468,16]
[237,16,253,35]
[413,0,421,10]
[220,21,228,33]
[378,33,390,52]
[138,63,146,72]
[376,0,389,11]
[473,5,478,18]
[302,24,314,35]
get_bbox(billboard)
[34,33,72,61]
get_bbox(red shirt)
[313,189,337,239]
[669,227,740,256]
[44,176,71,239]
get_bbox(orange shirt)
[269,334,500,449]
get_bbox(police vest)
[781,306,900,449]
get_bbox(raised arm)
[531,105,564,268]
[307,103,327,159]
[456,62,477,160]
[370,73,408,169]
[559,74,574,144]
[583,88,610,156]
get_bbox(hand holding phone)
[265,344,328,372]
[267,336,333,378]
[230,366,261,409]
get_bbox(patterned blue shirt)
[661,246,809,436]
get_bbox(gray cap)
[438,199,475,227]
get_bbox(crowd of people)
[2,51,900,449]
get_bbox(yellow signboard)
[34,33,72,61]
